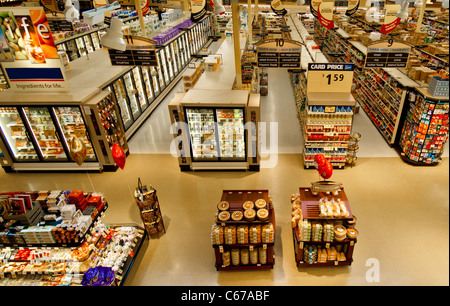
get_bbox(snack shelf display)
[0,189,145,286]
[398,87,449,166]
[0,90,128,172]
[212,190,275,271]
[302,93,356,169]
[168,89,261,171]
[291,187,358,268]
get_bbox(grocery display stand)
[292,187,358,268]
[398,87,449,166]
[134,179,166,237]
[0,190,146,286]
[212,190,275,271]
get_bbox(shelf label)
[307,63,354,93]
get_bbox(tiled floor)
[0,38,448,286]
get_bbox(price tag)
[249,246,254,251]
[219,246,224,253]
[326,243,330,249]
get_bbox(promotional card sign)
[0,7,68,92]
[317,1,334,30]
[345,0,360,16]
[310,0,322,18]
[307,63,354,93]
[270,0,287,16]
[190,0,207,22]
[380,4,401,34]
[365,39,411,68]
[257,39,302,68]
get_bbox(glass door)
[123,71,142,120]
[83,34,94,53]
[110,80,133,130]
[170,42,180,74]
[65,40,79,61]
[132,67,148,112]
[140,67,155,105]
[164,45,174,81]
[176,37,185,67]
[150,67,160,97]
[157,50,168,89]
[91,32,101,50]
[216,108,246,161]
[22,107,68,161]
[185,108,219,161]
[75,37,87,56]
[52,106,97,162]
[0,107,39,161]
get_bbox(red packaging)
[68,190,85,204]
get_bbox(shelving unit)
[212,190,275,271]
[292,187,357,268]
[398,87,449,165]
[0,189,145,286]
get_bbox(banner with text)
[0,7,68,92]
[380,4,401,34]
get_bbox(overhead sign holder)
[345,0,360,16]
[380,4,402,35]
[317,1,334,30]
[364,39,411,68]
[256,38,303,68]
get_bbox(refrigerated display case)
[55,27,105,62]
[168,89,261,171]
[0,107,39,162]
[132,67,148,112]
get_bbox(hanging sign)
[108,36,158,66]
[364,39,410,68]
[270,0,287,16]
[317,1,334,30]
[306,63,354,93]
[380,4,401,35]
[257,38,302,68]
[190,0,207,22]
[310,0,322,18]
[345,0,360,16]
[0,7,68,92]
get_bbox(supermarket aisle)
[127,41,224,154]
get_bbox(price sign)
[307,63,354,93]
[256,39,302,68]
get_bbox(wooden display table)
[212,190,275,271]
[292,187,357,268]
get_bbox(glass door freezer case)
[168,89,261,171]
[0,91,128,172]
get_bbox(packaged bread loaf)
[262,224,274,243]
[258,247,267,264]
[249,225,261,244]
[224,226,237,244]
[237,225,249,244]
[250,248,258,264]
[240,249,249,265]
[211,224,224,245]
[222,251,231,266]
[231,249,240,266]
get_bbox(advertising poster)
[345,0,360,16]
[191,0,207,22]
[15,14,47,64]
[0,26,14,62]
[29,9,59,59]
[317,1,334,30]
[310,0,322,18]
[380,4,401,34]
[270,0,287,16]
[1,7,69,92]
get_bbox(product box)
[428,77,449,97]
[68,190,85,205]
